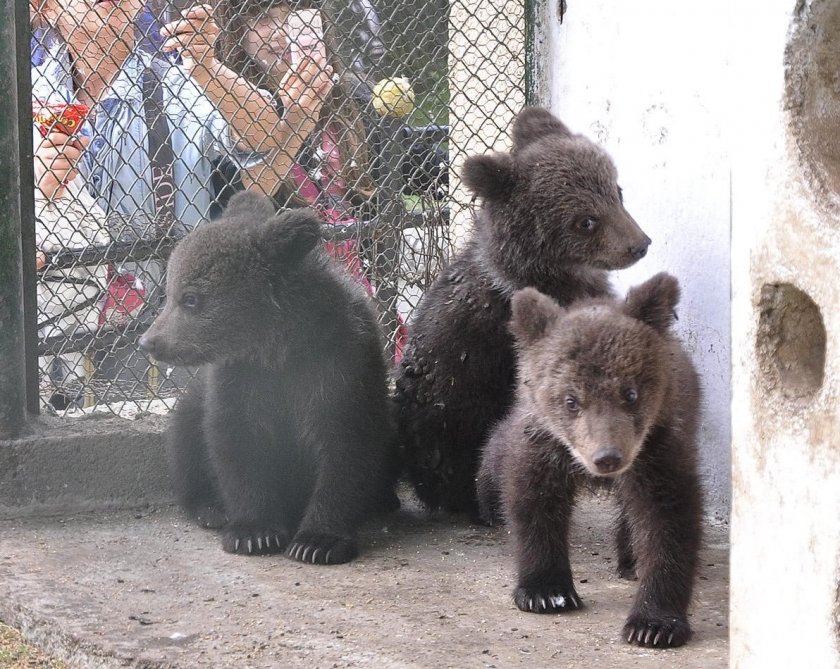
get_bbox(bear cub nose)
[629,235,652,260]
[592,449,624,475]
[138,334,156,355]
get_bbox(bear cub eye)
[576,217,598,233]
[564,395,581,413]
[181,292,201,310]
[622,388,638,405]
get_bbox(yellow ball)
[372,77,415,118]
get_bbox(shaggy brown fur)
[477,273,703,648]
[394,107,651,515]
[140,192,398,565]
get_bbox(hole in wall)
[786,0,840,210]
[755,283,826,401]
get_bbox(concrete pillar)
[0,1,28,439]
[731,1,840,665]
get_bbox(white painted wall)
[545,1,733,518]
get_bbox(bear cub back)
[140,191,398,565]
[477,273,703,648]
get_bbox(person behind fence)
[213,0,375,216]
[212,0,407,356]
[29,0,331,408]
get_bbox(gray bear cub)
[140,191,398,565]
[477,273,703,648]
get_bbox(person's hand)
[279,56,335,138]
[35,250,47,271]
[160,4,219,75]
[34,130,89,199]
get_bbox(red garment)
[98,264,146,328]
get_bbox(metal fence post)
[0,1,28,438]
[17,0,39,415]
[370,114,408,357]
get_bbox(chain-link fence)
[27,0,526,417]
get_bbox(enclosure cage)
[1,0,537,424]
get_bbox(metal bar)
[0,2,28,438]
[367,114,409,358]
[36,209,450,270]
[322,209,448,242]
[41,238,179,269]
[82,354,96,408]
[37,322,144,358]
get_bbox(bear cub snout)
[477,272,703,648]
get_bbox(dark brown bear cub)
[394,107,651,516]
[477,273,702,648]
[139,192,398,565]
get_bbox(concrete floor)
[0,493,729,668]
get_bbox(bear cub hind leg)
[166,378,228,530]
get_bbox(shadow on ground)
[0,492,728,668]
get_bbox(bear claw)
[222,524,289,556]
[623,614,690,648]
[286,532,357,565]
[514,585,582,613]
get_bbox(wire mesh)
[27,0,524,417]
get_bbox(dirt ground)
[0,492,728,668]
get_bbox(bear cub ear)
[222,190,277,222]
[511,106,573,152]
[624,272,681,333]
[461,153,516,200]
[259,208,322,266]
[510,287,566,345]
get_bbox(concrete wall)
[0,415,171,518]
[544,1,733,520]
[730,1,840,665]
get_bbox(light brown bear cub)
[477,273,702,648]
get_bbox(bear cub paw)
[623,613,691,648]
[222,523,289,555]
[286,532,358,565]
[513,585,583,613]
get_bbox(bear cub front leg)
[510,506,583,615]
[506,452,583,614]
